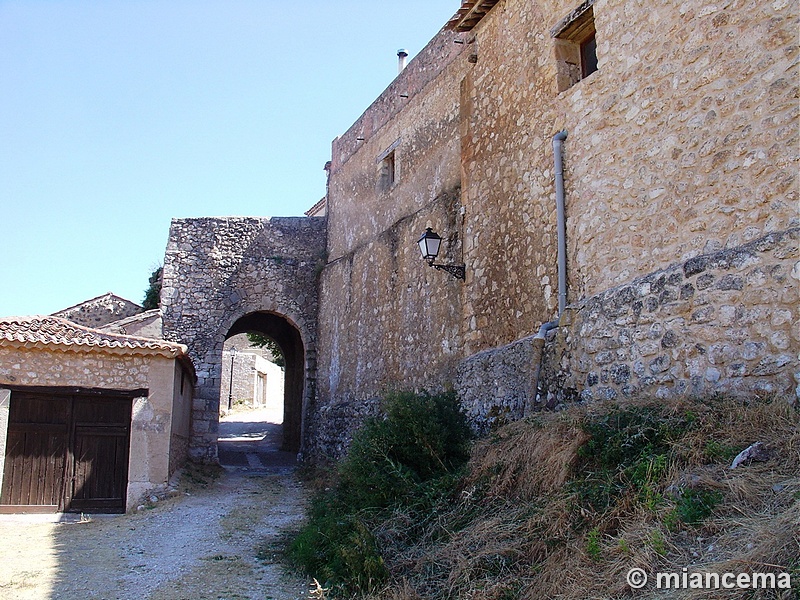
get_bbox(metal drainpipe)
[528,130,569,413]
[534,129,569,338]
[553,130,568,316]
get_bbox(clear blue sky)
[0,1,457,316]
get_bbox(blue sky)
[0,1,456,316]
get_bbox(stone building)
[52,292,143,328]
[161,0,798,461]
[99,308,163,340]
[220,346,284,420]
[308,0,798,453]
[0,316,194,513]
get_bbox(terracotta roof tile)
[0,316,188,358]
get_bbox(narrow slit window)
[382,151,396,189]
[377,139,400,192]
[581,35,598,78]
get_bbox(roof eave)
[0,339,188,360]
[446,0,501,32]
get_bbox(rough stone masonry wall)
[161,217,325,461]
[538,228,799,405]
[53,293,143,328]
[0,346,150,390]
[456,334,543,431]
[460,0,798,342]
[560,0,798,301]
[220,350,258,407]
[313,0,797,448]
[219,350,282,409]
[458,0,567,357]
[311,29,470,458]
[457,0,798,420]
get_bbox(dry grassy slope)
[367,397,799,600]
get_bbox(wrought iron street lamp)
[417,227,465,280]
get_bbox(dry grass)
[362,396,799,600]
[464,411,589,500]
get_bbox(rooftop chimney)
[397,49,408,73]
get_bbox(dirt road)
[0,409,313,600]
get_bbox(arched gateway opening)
[221,312,306,457]
[160,216,326,464]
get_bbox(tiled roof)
[0,316,188,358]
[304,196,327,217]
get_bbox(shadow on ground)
[217,413,298,469]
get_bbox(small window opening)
[552,1,598,92]
[580,35,598,78]
[377,139,400,192]
[381,151,396,189]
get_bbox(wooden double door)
[1,391,132,513]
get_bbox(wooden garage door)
[1,392,132,513]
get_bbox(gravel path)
[0,410,313,600]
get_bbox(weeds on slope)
[287,391,473,596]
[289,394,799,599]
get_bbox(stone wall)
[458,0,798,351]
[327,27,467,261]
[310,27,472,456]
[561,0,798,301]
[537,228,799,406]
[220,349,284,413]
[53,293,143,328]
[221,350,258,407]
[0,346,150,389]
[161,216,325,461]
[99,309,163,340]
[169,360,194,477]
[311,0,797,453]
[312,189,466,457]
[455,334,543,432]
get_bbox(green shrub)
[650,528,668,556]
[572,405,695,513]
[586,527,603,561]
[289,507,387,592]
[287,391,472,595]
[703,440,738,462]
[672,488,723,526]
[337,391,472,510]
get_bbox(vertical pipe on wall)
[528,131,569,414]
[534,129,569,339]
[552,130,568,316]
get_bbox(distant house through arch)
[224,312,305,452]
[220,333,284,419]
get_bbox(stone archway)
[225,312,305,452]
[160,216,326,463]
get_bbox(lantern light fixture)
[417,227,465,280]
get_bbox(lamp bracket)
[429,262,466,280]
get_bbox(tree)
[246,332,285,367]
[142,266,163,310]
